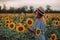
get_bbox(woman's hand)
[24,24,36,33]
[27,27,36,33]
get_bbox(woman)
[27,7,46,40]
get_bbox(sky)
[0,0,60,10]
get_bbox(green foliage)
[45,17,60,40]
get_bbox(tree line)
[0,5,60,13]
[0,5,34,13]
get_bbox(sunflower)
[44,14,49,23]
[19,16,24,22]
[16,23,26,32]
[5,20,11,24]
[2,16,11,22]
[35,28,41,36]
[1,17,5,21]
[50,33,57,40]
[45,14,53,19]
[52,20,60,26]
[5,17,10,20]
[5,23,9,27]
[25,18,34,27]
[8,22,15,30]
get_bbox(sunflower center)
[28,20,32,24]
[56,22,58,25]
[52,36,55,40]
[10,24,14,28]
[18,27,23,31]
[6,21,9,23]
[37,30,40,34]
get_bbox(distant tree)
[29,6,34,13]
[24,6,28,13]
[45,5,52,12]
[2,4,7,13]
[0,6,1,13]
[16,8,21,13]
[0,6,1,10]
[16,6,27,13]
[21,7,25,13]
[21,6,28,13]
[8,7,15,13]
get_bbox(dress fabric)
[32,18,46,40]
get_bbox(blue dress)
[32,18,46,40]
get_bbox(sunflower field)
[0,13,60,40]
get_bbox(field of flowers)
[0,13,60,40]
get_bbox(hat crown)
[34,7,45,15]
[38,7,44,13]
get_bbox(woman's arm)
[27,27,35,33]
[26,20,37,33]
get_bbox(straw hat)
[34,7,45,15]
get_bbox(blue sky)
[0,0,60,10]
